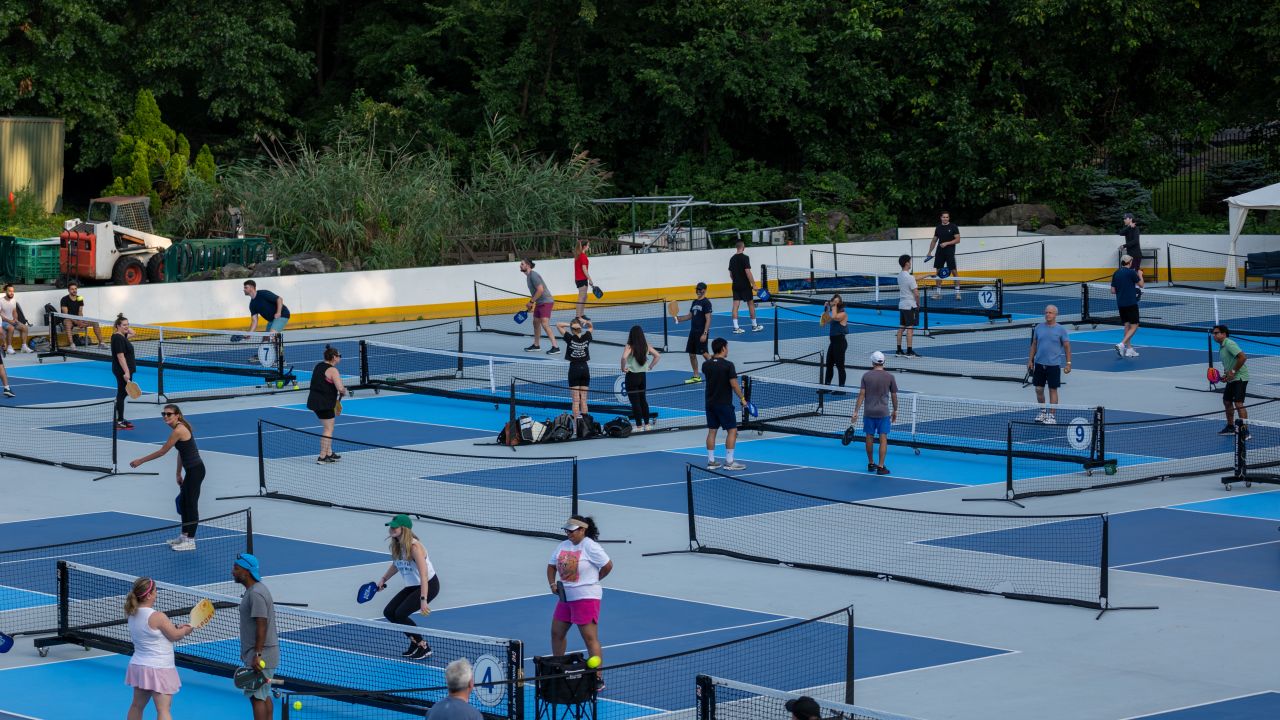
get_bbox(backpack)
[603,417,633,438]
[498,416,525,446]
[547,413,575,442]
[576,413,602,439]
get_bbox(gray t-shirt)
[238,582,280,668]
[1032,323,1069,366]
[427,696,484,720]
[526,270,554,306]
[897,271,918,310]
[859,368,897,418]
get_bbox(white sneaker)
[1042,414,1057,425]
[732,327,746,334]
[723,461,746,471]
[1034,410,1047,423]
[751,325,764,333]
[707,460,722,469]
[954,292,963,300]
[1115,343,1126,358]
[931,292,942,300]
[1124,347,1140,358]
[171,540,197,552]
[22,345,33,353]
[165,535,187,546]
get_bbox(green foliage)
[1200,159,1280,214]
[104,90,207,206]
[1081,171,1157,228]
[194,145,217,185]
[0,188,72,238]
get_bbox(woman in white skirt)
[125,576,194,720]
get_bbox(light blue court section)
[1130,691,1280,719]
[1174,491,1280,522]
[0,586,49,613]
[674,435,1006,486]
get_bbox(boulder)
[1036,224,1065,235]
[825,210,850,232]
[279,257,327,276]
[1061,224,1099,235]
[980,203,1059,231]
[285,250,341,273]
[220,263,253,279]
[251,259,281,277]
[184,269,220,282]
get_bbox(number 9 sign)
[1067,417,1092,450]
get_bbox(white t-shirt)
[127,607,176,669]
[550,537,611,601]
[393,539,436,586]
[898,271,918,310]
[0,296,18,323]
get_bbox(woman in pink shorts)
[547,515,613,689]
[124,576,194,719]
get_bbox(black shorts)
[1118,305,1139,324]
[568,362,590,388]
[705,404,738,430]
[686,334,708,356]
[732,285,754,302]
[312,408,336,421]
[898,308,919,328]
[933,252,956,273]
[575,279,589,289]
[1032,363,1062,389]
[1223,381,1248,403]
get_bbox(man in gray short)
[233,553,279,720]
[520,258,560,354]
[426,659,484,720]
[850,351,898,475]
[1027,304,1071,424]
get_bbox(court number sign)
[1067,417,1092,451]
[978,285,997,310]
[472,654,506,706]
[613,375,628,404]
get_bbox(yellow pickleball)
[586,656,601,669]
[293,700,302,710]
[258,659,266,668]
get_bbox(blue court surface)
[1129,692,1280,720]
[0,590,1008,720]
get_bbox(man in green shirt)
[1213,324,1251,440]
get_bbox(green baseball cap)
[385,514,413,529]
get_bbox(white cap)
[870,351,886,365]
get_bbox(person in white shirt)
[547,515,613,690]
[124,576,194,720]
[896,254,920,357]
[373,514,441,660]
[0,284,34,354]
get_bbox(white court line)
[1112,538,1280,569]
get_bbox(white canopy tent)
[1225,181,1280,287]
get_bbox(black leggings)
[113,373,128,422]
[626,373,650,425]
[178,464,205,538]
[383,575,441,643]
[824,335,848,386]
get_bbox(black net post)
[570,460,579,516]
[507,640,524,720]
[256,420,267,496]
[1005,423,1014,499]
[686,465,699,550]
[358,340,370,386]
[1038,242,1046,283]
[844,606,856,704]
[55,560,68,634]
[474,281,483,332]
[771,304,780,359]
[1092,406,1105,462]
[244,507,254,554]
[696,674,715,720]
[1099,515,1110,607]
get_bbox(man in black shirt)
[727,242,762,334]
[243,280,291,335]
[925,211,962,300]
[1120,212,1141,270]
[702,338,747,471]
[675,282,713,383]
[59,282,103,348]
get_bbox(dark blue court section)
[577,451,955,514]
[1132,692,1280,719]
[921,517,1103,567]
[51,405,489,456]
[0,512,384,600]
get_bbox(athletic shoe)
[867,463,878,472]
[524,345,540,352]
[684,375,702,384]
[2,387,13,398]
[1035,410,1047,423]
[723,461,746,471]
[1218,424,1235,435]
[401,642,419,658]
[408,642,433,660]
[733,327,746,334]
[21,344,33,353]
[931,292,941,300]
[1042,415,1057,425]
[328,452,342,461]
[596,676,606,693]
[906,348,919,357]
[1124,347,1140,358]
[1115,343,1126,358]
[115,420,134,430]
[316,455,336,464]
[1241,426,1252,441]
[166,535,186,546]
[895,348,905,356]
[546,346,561,355]
[876,466,890,475]
[248,355,260,364]
[752,325,764,332]
[171,540,197,552]
[707,460,722,470]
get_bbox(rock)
[825,211,850,232]
[184,270,219,282]
[279,257,327,276]
[1061,224,1099,235]
[220,263,253,279]
[251,259,281,277]
[1036,224,1065,235]
[980,203,1059,231]
[285,251,340,273]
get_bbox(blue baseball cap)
[235,553,262,581]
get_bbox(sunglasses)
[161,411,176,417]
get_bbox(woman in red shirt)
[574,239,594,322]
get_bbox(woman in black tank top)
[129,404,205,551]
[305,346,348,464]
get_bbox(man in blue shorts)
[675,282,713,383]
[703,337,747,471]
[1026,305,1071,424]
[1109,256,1144,357]
[243,280,291,335]
[1213,325,1251,440]
[850,350,898,475]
